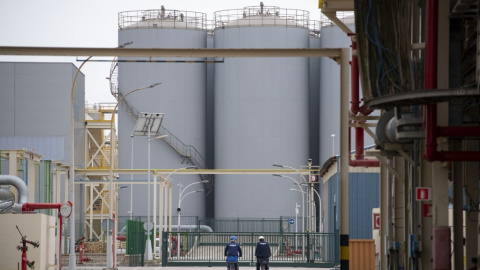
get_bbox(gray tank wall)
[319,24,353,166]
[214,26,310,222]
[117,28,207,221]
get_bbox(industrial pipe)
[0,175,29,204]
[424,0,480,161]
[349,123,380,167]
[437,126,480,137]
[348,37,379,167]
[424,0,439,162]
[0,175,29,212]
[350,39,360,116]
[119,224,214,235]
[21,202,65,270]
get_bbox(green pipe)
[17,158,24,180]
[44,160,52,215]
[44,161,47,204]
[36,162,41,204]
[49,161,53,202]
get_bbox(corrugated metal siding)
[213,25,310,222]
[318,25,355,165]
[0,136,64,160]
[0,62,85,164]
[322,169,380,239]
[325,171,339,234]
[309,35,321,166]
[117,27,207,219]
[72,64,86,167]
[0,63,15,136]
[349,172,380,239]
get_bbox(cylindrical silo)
[213,5,310,229]
[116,8,208,225]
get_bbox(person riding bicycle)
[225,235,242,270]
[255,236,271,270]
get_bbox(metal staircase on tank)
[108,59,214,191]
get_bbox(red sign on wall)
[416,187,432,201]
[423,204,432,217]
[373,213,380,230]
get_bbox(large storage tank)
[213,5,311,225]
[116,8,208,223]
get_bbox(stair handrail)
[109,58,213,189]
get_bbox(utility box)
[350,239,375,270]
[0,213,56,270]
[432,226,451,270]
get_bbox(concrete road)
[76,267,333,270]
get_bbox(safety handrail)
[109,58,213,188]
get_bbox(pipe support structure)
[423,0,480,161]
[348,37,379,167]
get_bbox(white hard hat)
[259,236,264,240]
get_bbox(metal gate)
[126,219,145,266]
[161,232,339,268]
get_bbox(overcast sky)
[0,0,322,104]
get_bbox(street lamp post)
[158,166,197,258]
[132,112,164,261]
[273,164,309,229]
[272,174,305,233]
[109,85,161,267]
[176,180,208,259]
[69,56,92,270]
[130,134,134,220]
[295,202,300,252]
[299,182,323,233]
[313,188,322,233]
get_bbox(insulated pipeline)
[0,175,29,212]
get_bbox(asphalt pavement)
[75,267,331,270]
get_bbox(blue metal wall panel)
[323,170,380,239]
[325,171,339,234]
[349,172,380,239]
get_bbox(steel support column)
[339,48,350,270]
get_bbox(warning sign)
[373,213,380,230]
[416,187,432,201]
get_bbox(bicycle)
[227,255,238,270]
[260,259,268,270]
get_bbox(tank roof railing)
[308,20,321,37]
[319,11,355,28]
[214,6,309,29]
[119,9,207,30]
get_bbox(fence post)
[162,231,168,267]
[251,233,254,266]
[307,232,311,263]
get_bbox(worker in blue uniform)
[225,235,242,270]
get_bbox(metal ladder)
[109,60,214,191]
